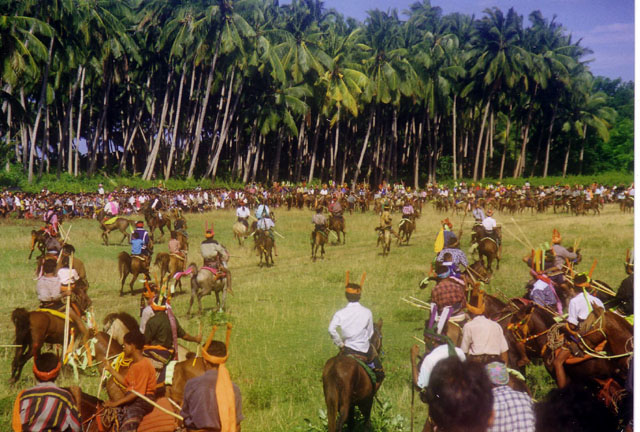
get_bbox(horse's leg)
[220,287,227,312]
[342,230,346,245]
[119,229,127,245]
[120,272,127,296]
[321,243,325,259]
[359,396,375,431]
[129,271,136,295]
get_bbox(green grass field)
[0,204,633,431]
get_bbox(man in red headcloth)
[12,352,82,432]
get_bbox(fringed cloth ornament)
[201,323,236,432]
[344,271,366,295]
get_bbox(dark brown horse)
[99,214,134,246]
[29,228,51,259]
[472,225,501,270]
[10,288,93,383]
[376,228,391,256]
[323,319,383,432]
[118,251,151,296]
[254,229,274,266]
[311,229,328,260]
[36,247,89,290]
[328,215,346,244]
[397,214,415,245]
[142,205,171,242]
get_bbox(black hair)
[435,263,450,275]
[425,357,493,432]
[43,259,57,274]
[206,340,227,357]
[124,330,145,350]
[35,352,60,376]
[345,286,361,303]
[534,383,618,432]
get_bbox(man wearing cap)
[133,221,151,262]
[12,352,82,432]
[328,273,384,388]
[201,226,229,270]
[328,195,343,219]
[180,324,244,432]
[485,362,535,432]
[430,263,467,317]
[236,199,250,228]
[481,208,500,246]
[436,237,469,271]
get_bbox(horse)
[187,263,231,316]
[472,225,501,270]
[232,220,255,246]
[118,251,151,296]
[35,246,89,289]
[99,216,134,246]
[376,228,391,256]
[323,319,383,432]
[28,229,50,259]
[328,214,346,244]
[397,214,415,245]
[254,229,274,267]
[10,287,93,383]
[155,252,187,293]
[311,229,328,261]
[142,204,171,242]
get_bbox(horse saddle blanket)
[202,266,220,275]
[170,253,185,261]
[481,236,498,245]
[560,340,607,365]
[103,216,119,225]
[135,397,177,432]
[399,218,412,227]
[347,355,377,386]
[173,267,193,280]
[35,308,67,320]
[132,255,147,262]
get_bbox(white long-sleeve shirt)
[328,302,373,353]
[417,344,466,389]
[567,291,604,325]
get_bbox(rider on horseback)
[312,206,328,237]
[38,259,91,344]
[481,208,500,246]
[255,198,278,256]
[200,226,231,289]
[328,195,343,220]
[43,205,59,237]
[236,199,250,228]
[429,263,467,333]
[553,273,605,388]
[376,202,397,239]
[328,272,384,389]
[132,221,151,265]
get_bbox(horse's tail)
[118,252,131,278]
[11,308,31,353]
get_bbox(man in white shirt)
[481,208,500,245]
[328,273,384,387]
[236,200,251,228]
[461,307,509,365]
[411,328,465,391]
[553,273,605,388]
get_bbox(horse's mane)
[602,308,633,332]
[103,312,139,332]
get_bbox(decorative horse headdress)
[345,271,366,294]
[551,229,561,244]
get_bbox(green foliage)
[297,399,408,432]
[451,171,633,188]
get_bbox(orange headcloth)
[205,221,215,238]
[32,359,61,382]
[201,323,236,432]
[551,229,561,244]
[345,271,366,294]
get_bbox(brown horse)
[232,220,255,246]
[254,229,274,266]
[376,228,391,256]
[155,252,187,293]
[10,287,93,383]
[397,214,415,245]
[323,319,383,432]
[328,215,346,244]
[36,247,89,290]
[187,263,231,316]
[472,225,501,270]
[99,215,134,246]
[166,355,209,403]
[118,251,151,296]
[29,228,51,259]
[142,205,171,242]
[311,229,328,260]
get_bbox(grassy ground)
[0,204,632,431]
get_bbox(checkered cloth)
[488,386,535,432]
[430,278,466,312]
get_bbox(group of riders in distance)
[7,178,635,432]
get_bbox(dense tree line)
[0,0,633,187]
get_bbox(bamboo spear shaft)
[96,331,114,397]
[62,252,74,360]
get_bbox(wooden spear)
[62,252,74,361]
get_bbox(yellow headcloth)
[344,271,366,294]
[202,323,236,432]
[551,229,561,244]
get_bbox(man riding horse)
[200,225,231,288]
[236,199,250,228]
[480,208,500,247]
[328,272,384,389]
[255,198,278,256]
[312,206,328,238]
